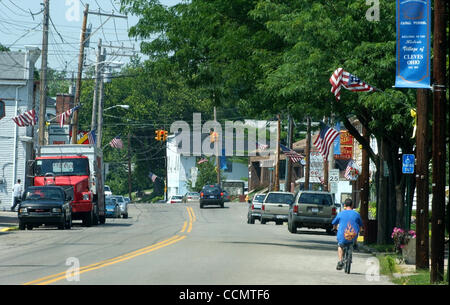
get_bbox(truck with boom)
[33,144,106,226]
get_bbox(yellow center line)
[35,235,187,285]
[24,235,186,285]
[23,206,196,285]
[180,221,188,233]
[187,207,193,233]
[190,207,196,222]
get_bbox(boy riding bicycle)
[331,198,363,270]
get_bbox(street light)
[104,105,130,111]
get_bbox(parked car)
[168,195,184,204]
[247,193,267,224]
[288,191,337,235]
[223,190,231,202]
[183,192,200,203]
[260,191,295,225]
[199,184,225,208]
[124,197,131,204]
[105,196,120,218]
[104,185,112,196]
[18,186,73,230]
[113,195,128,218]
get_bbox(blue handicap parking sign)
[402,154,415,174]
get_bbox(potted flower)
[391,227,416,264]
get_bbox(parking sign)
[402,154,415,174]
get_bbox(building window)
[0,100,5,120]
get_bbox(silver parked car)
[183,192,200,203]
[247,193,266,224]
[113,195,128,219]
[260,192,295,225]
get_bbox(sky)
[0,0,180,74]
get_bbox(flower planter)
[401,238,416,265]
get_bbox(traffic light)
[159,130,165,142]
[162,130,168,142]
[210,131,218,143]
[155,129,161,141]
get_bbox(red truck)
[33,145,106,226]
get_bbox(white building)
[0,48,40,210]
[167,134,248,198]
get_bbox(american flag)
[59,105,80,127]
[197,158,208,165]
[280,144,304,163]
[345,160,360,181]
[109,136,123,149]
[256,142,269,151]
[149,172,157,182]
[12,109,37,127]
[313,122,340,160]
[330,68,375,101]
[88,129,96,145]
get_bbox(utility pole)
[96,49,106,149]
[71,4,89,144]
[38,0,50,147]
[304,117,311,190]
[274,114,281,191]
[360,127,370,243]
[285,115,294,192]
[91,39,102,132]
[128,132,132,200]
[415,88,429,270]
[430,0,447,284]
[214,106,221,186]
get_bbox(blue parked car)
[105,196,120,218]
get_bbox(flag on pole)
[280,144,304,163]
[149,172,157,182]
[59,105,80,127]
[109,136,123,149]
[88,129,96,145]
[12,109,37,127]
[197,157,208,165]
[313,122,340,160]
[256,142,269,151]
[344,160,360,181]
[330,68,375,101]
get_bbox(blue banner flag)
[395,0,431,88]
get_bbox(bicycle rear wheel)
[344,246,352,274]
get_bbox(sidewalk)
[0,210,19,233]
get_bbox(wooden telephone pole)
[430,0,447,283]
[71,4,89,144]
[304,117,311,191]
[274,114,281,191]
[38,0,50,147]
[415,88,429,270]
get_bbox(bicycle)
[341,243,353,274]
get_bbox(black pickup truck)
[18,186,73,230]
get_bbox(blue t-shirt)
[332,209,363,245]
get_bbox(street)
[0,202,392,285]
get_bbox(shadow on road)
[223,239,337,253]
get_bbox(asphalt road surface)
[0,202,392,285]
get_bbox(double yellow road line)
[180,206,196,233]
[24,206,196,285]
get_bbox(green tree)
[0,44,10,52]
[186,159,225,193]
[121,0,422,243]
